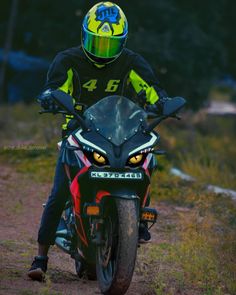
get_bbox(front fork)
[54,205,159,263]
[89,217,104,245]
[55,200,78,256]
[85,199,158,246]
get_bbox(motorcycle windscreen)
[84,96,147,146]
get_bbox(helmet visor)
[82,26,127,59]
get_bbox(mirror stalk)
[153,150,166,155]
[146,115,167,132]
[51,90,88,131]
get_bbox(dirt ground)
[0,164,179,295]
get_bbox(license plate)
[90,171,143,180]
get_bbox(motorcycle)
[40,90,185,295]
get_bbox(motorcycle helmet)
[82,2,128,65]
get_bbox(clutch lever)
[171,114,181,120]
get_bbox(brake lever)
[38,109,68,115]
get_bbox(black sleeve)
[43,53,70,90]
[43,52,80,99]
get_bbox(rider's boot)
[28,256,48,281]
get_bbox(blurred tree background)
[0,0,236,108]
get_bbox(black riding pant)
[37,153,69,245]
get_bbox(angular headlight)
[128,154,143,165]
[93,152,107,165]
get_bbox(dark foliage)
[1,0,236,109]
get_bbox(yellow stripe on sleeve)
[129,70,159,104]
[58,68,75,131]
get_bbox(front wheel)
[96,199,138,295]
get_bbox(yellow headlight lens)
[93,152,106,164]
[128,154,143,164]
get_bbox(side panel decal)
[128,132,158,156]
[75,129,107,154]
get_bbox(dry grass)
[145,191,236,294]
[148,112,236,294]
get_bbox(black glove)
[145,97,171,115]
[37,89,59,111]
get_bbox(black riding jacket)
[42,46,167,130]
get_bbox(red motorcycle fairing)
[142,184,151,208]
[75,213,89,247]
[69,166,112,249]
[96,190,111,203]
[142,153,154,177]
[69,164,150,249]
[70,166,90,247]
[70,165,90,215]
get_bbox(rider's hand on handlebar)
[145,97,171,116]
[37,89,60,113]
[145,103,160,115]
[40,97,57,111]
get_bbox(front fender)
[95,188,140,203]
[109,193,139,200]
[96,191,140,219]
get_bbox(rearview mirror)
[51,90,75,115]
[163,97,186,117]
[146,96,186,132]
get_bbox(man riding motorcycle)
[28,1,168,281]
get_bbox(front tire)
[96,199,138,295]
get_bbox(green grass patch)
[0,102,62,182]
[0,145,57,182]
[152,115,236,191]
[0,103,63,145]
[147,192,236,294]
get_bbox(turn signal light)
[142,212,155,221]
[85,205,100,216]
[141,208,158,223]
